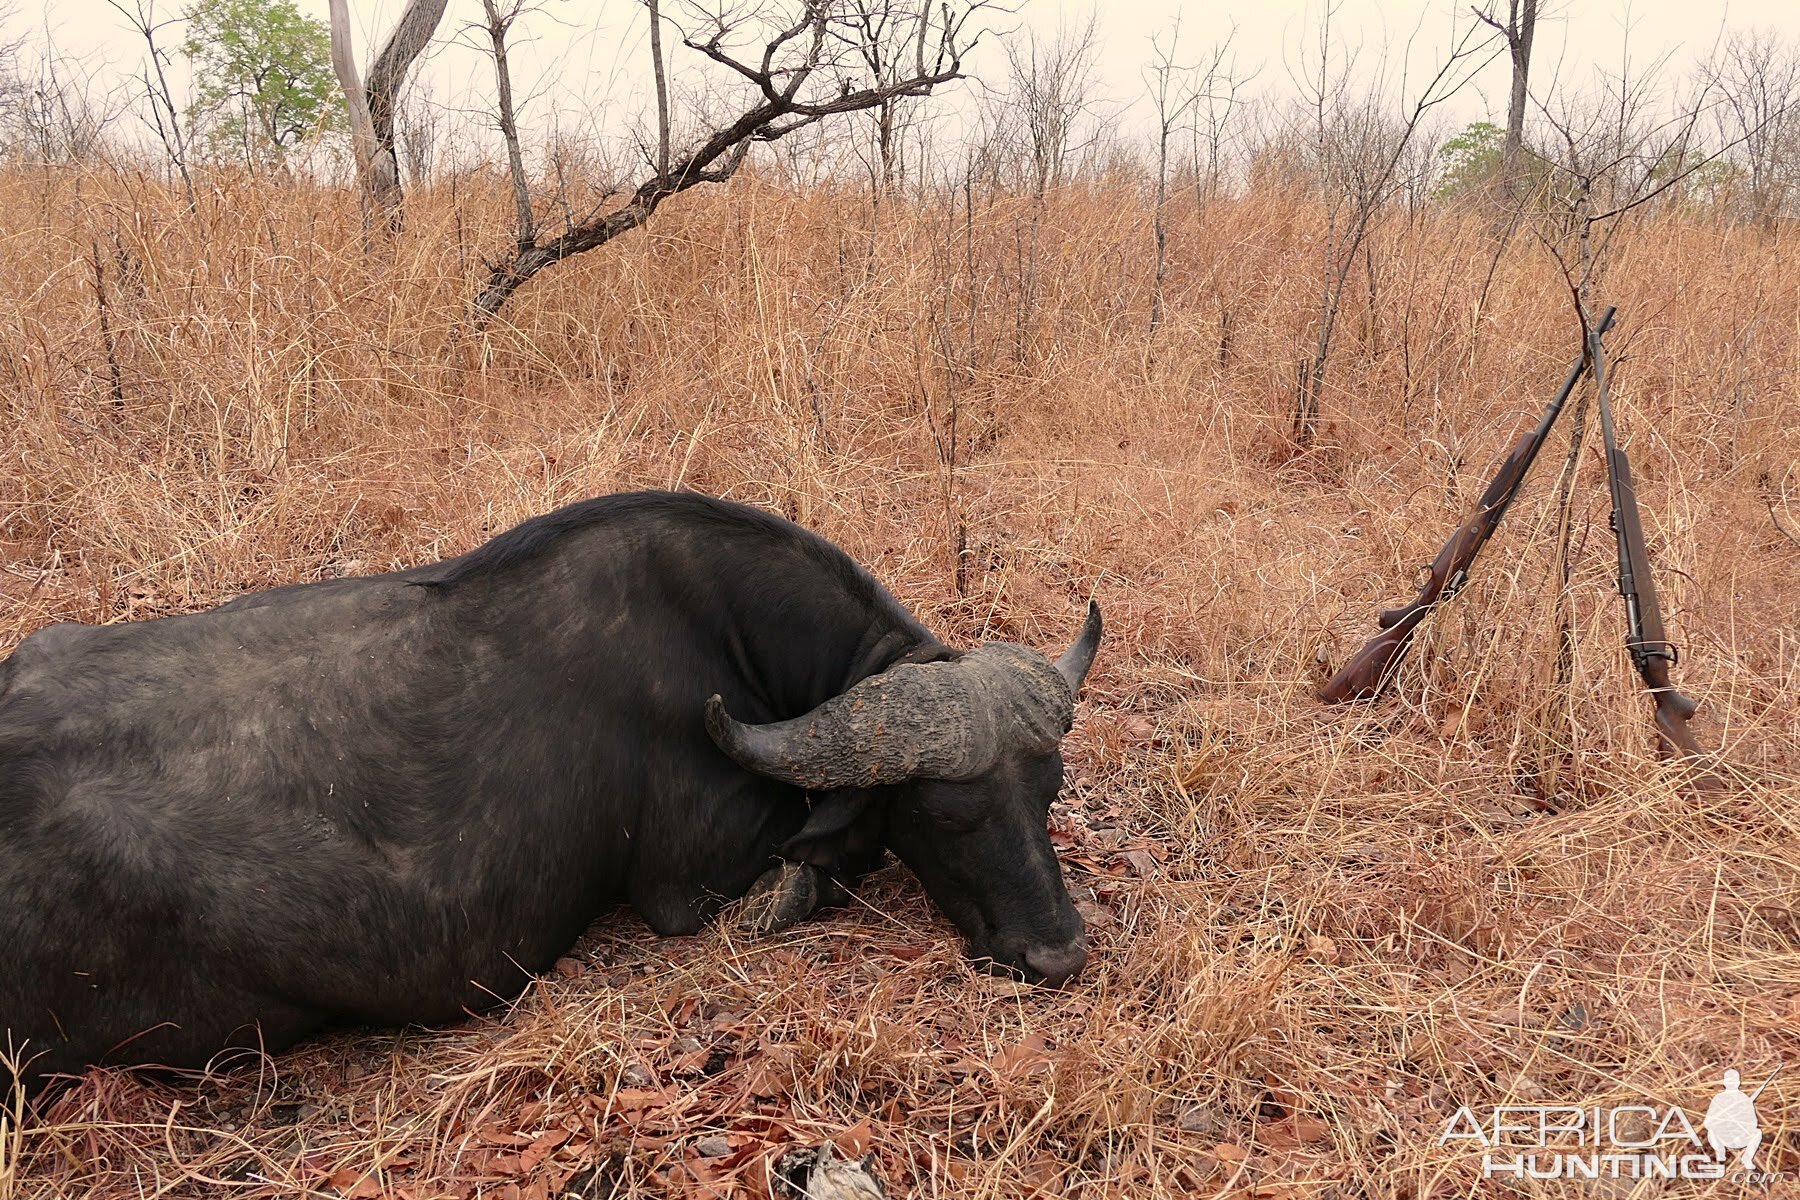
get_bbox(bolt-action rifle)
[1591,322,1709,760]
[1317,307,1616,703]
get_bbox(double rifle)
[1319,306,1710,763]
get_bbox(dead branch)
[471,0,985,325]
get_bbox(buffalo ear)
[781,791,877,869]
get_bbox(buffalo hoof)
[738,861,821,936]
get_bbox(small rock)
[780,1142,888,1199]
[1074,899,1115,930]
[1178,1104,1223,1136]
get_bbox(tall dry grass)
[0,161,1796,1198]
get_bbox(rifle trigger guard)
[1630,639,1680,666]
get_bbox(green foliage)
[182,0,340,163]
[1647,144,1744,207]
[1434,120,1504,200]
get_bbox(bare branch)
[472,0,987,324]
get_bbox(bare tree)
[474,0,537,254]
[1189,35,1251,211]
[1472,0,1537,192]
[844,0,925,199]
[647,0,671,178]
[327,0,383,213]
[1145,28,1199,340]
[360,0,449,219]
[395,76,443,181]
[0,9,27,149]
[3,46,120,163]
[1710,30,1800,225]
[1144,29,1244,344]
[1004,16,1098,197]
[1290,5,1499,445]
[470,0,989,324]
[107,0,196,211]
[1001,16,1098,362]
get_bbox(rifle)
[1592,323,1711,761]
[1318,306,1616,703]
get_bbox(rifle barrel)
[1317,307,1614,704]
[1593,313,1711,765]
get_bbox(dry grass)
[0,162,1796,1199]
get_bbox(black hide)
[0,492,1087,1089]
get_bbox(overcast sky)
[12,0,1794,160]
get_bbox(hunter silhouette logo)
[1442,1064,1786,1182]
[1705,1067,1776,1169]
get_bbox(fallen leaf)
[1290,1114,1330,1144]
[1210,1142,1249,1166]
[476,1125,538,1148]
[325,1167,382,1199]
[520,1128,572,1172]
[1118,849,1158,878]
[992,1033,1053,1078]
[1260,1114,1330,1147]
[1263,1071,1305,1116]
[1305,935,1339,964]
[1074,899,1116,930]
[743,1047,793,1098]
[614,1087,673,1111]
[832,1118,874,1159]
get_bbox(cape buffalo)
[0,491,1100,1089]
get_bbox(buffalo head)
[705,602,1103,985]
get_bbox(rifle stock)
[1596,334,1712,767]
[1318,308,1615,704]
[1648,664,1707,760]
[1315,606,1431,702]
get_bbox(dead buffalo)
[0,491,1100,1089]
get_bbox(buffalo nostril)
[1023,937,1088,987]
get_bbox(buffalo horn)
[706,637,1084,791]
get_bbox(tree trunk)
[648,0,670,177]
[327,0,382,209]
[1505,2,1536,178]
[482,0,534,253]
[365,0,449,220]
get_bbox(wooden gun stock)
[1316,606,1431,703]
[1594,323,1716,776]
[1642,658,1706,760]
[1318,314,1609,704]
[1317,428,1540,703]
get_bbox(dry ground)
[0,166,1796,1198]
